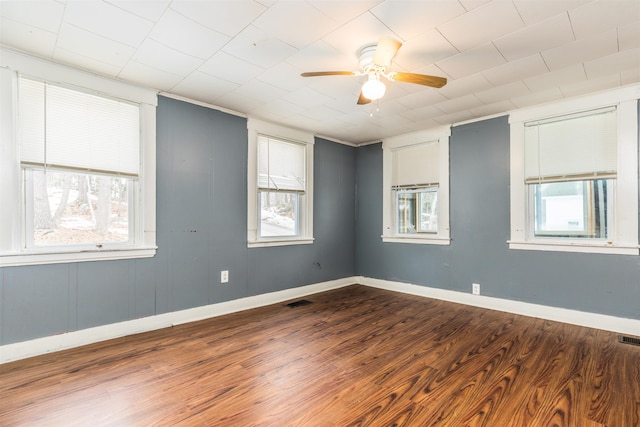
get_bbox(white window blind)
[257,135,305,192]
[392,141,439,188]
[18,77,140,176]
[524,107,617,183]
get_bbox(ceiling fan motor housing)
[358,44,379,71]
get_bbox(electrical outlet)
[221,270,229,283]
[472,283,480,295]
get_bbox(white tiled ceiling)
[1,0,639,145]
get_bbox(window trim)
[382,125,451,245]
[0,48,157,267]
[247,118,314,248]
[508,86,639,255]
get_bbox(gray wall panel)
[76,261,131,329]
[356,116,640,320]
[355,143,384,278]
[2,264,71,342]
[0,96,357,346]
[246,138,357,296]
[3,93,636,348]
[167,230,211,312]
[132,257,159,318]
[312,138,357,281]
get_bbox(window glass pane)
[532,179,611,238]
[396,189,438,234]
[419,191,438,233]
[29,169,131,246]
[259,191,299,237]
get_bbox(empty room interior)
[1,0,640,425]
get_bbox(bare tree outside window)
[29,169,130,246]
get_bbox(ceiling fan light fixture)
[362,74,386,100]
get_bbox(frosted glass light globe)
[362,75,386,100]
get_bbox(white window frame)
[0,48,157,267]
[508,86,640,255]
[382,125,451,245]
[247,118,314,248]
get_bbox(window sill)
[382,235,451,245]
[248,238,314,248]
[508,240,639,255]
[0,247,158,267]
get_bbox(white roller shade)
[19,77,140,176]
[524,107,617,183]
[257,135,305,192]
[392,141,439,187]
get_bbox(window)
[509,87,639,255]
[247,118,313,247]
[20,77,139,249]
[257,136,305,238]
[531,179,612,239]
[382,126,450,245]
[396,188,438,234]
[0,49,157,266]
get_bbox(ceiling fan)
[301,37,447,105]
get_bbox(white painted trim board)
[2,276,638,364]
[360,277,640,337]
[0,277,355,364]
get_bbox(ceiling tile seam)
[130,33,209,89]
[1,15,59,44]
[103,1,158,31]
[112,6,167,82]
[492,40,510,64]
[167,1,270,37]
[435,1,475,30]
[537,52,553,75]
[162,6,236,58]
[303,0,358,37]
[57,21,138,66]
[434,27,462,56]
[0,6,63,35]
[511,0,525,24]
[55,1,66,38]
[565,10,578,44]
[52,45,126,78]
[61,10,153,52]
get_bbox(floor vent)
[285,299,313,308]
[618,335,640,346]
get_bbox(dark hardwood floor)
[1,285,638,426]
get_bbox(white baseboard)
[360,276,640,336]
[0,276,357,364]
[3,275,638,364]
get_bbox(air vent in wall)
[618,335,640,346]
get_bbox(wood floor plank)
[1,285,638,426]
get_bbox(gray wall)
[356,115,640,320]
[0,96,356,345]
[2,95,638,348]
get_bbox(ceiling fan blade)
[388,72,447,88]
[373,37,402,68]
[357,91,371,105]
[301,71,357,77]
